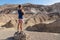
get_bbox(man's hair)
[18,5,21,8]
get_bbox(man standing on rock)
[17,5,24,33]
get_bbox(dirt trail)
[0,28,60,40]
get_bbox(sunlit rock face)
[0,3,60,29]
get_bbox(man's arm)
[22,9,25,15]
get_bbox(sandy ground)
[0,28,60,40]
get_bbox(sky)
[0,0,60,5]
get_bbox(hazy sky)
[0,0,60,5]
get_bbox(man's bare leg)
[17,22,20,32]
[20,22,23,31]
[17,23,23,32]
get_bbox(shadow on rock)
[26,22,60,33]
[1,20,14,28]
[5,37,14,40]
[26,24,47,32]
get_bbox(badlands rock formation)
[0,3,60,33]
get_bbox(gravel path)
[0,28,60,40]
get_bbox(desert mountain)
[0,3,60,32]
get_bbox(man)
[17,5,24,32]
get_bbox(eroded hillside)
[0,3,60,33]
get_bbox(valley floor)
[0,28,60,40]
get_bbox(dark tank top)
[18,9,23,19]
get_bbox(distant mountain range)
[0,2,60,14]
